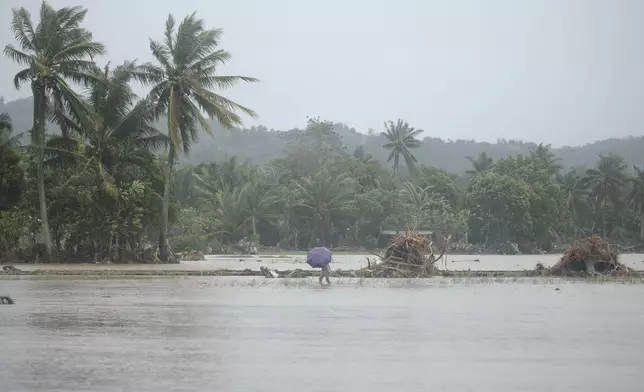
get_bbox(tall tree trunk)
[32,84,53,259]
[159,145,175,261]
[602,208,607,238]
[251,216,258,243]
[320,216,327,247]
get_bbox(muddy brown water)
[1,276,644,391]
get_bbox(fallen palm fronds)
[537,236,632,276]
[357,231,450,278]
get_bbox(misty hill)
[3,96,644,173]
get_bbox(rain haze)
[1,0,643,146]
[4,3,644,391]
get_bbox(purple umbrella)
[307,246,332,268]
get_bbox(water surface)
[1,277,643,391]
[12,252,644,272]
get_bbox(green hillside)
[3,96,643,173]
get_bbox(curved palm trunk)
[158,144,175,261]
[32,84,53,258]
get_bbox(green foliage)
[4,1,107,257]
[627,166,644,239]
[466,172,533,245]
[139,11,259,260]
[415,166,461,206]
[0,113,25,212]
[466,152,494,175]
[4,2,644,262]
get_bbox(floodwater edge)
[2,268,644,282]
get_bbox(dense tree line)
[169,120,644,254]
[1,2,644,263]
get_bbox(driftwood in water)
[260,266,279,278]
[2,265,22,274]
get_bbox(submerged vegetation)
[2,2,644,264]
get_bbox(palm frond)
[9,8,37,52]
[52,40,105,62]
[0,113,12,134]
[2,45,32,66]
[198,75,260,91]
[149,39,173,72]
[142,13,258,157]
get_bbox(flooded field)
[10,252,644,272]
[1,277,644,391]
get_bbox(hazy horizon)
[2,0,643,147]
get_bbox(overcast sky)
[1,0,643,146]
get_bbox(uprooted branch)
[537,236,632,276]
[359,231,451,278]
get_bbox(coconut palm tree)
[292,169,356,246]
[530,143,562,175]
[401,181,450,230]
[627,165,644,240]
[50,61,165,190]
[140,13,258,260]
[381,119,422,175]
[173,165,198,204]
[556,169,588,238]
[3,2,105,257]
[211,187,249,244]
[193,157,256,199]
[465,152,494,175]
[241,182,281,242]
[582,154,628,237]
[556,170,587,222]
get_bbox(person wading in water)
[319,260,331,285]
[307,244,332,285]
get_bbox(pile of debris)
[539,236,631,276]
[1,265,22,274]
[359,231,448,278]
